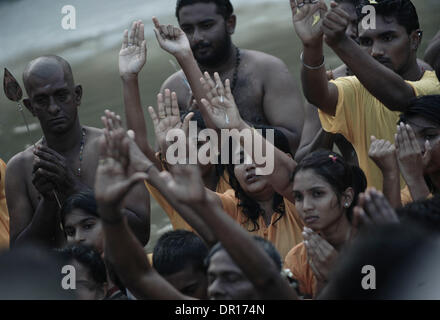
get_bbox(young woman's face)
[64,209,104,254]
[233,148,273,198]
[406,116,440,174]
[293,169,348,232]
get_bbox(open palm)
[290,0,327,45]
[119,20,147,76]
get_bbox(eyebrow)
[359,29,399,38]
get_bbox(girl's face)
[233,148,273,198]
[406,116,440,175]
[64,209,104,255]
[293,169,351,232]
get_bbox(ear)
[23,98,37,117]
[341,187,355,208]
[225,14,236,35]
[410,29,422,51]
[74,84,83,107]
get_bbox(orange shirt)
[0,159,10,250]
[284,242,317,298]
[218,189,304,260]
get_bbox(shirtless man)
[5,55,149,248]
[158,0,304,154]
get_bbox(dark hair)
[293,150,367,221]
[58,244,107,286]
[399,95,440,127]
[60,191,98,226]
[205,236,282,271]
[225,126,292,231]
[153,230,208,276]
[357,0,420,34]
[335,0,360,5]
[176,0,233,21]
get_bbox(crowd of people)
[1,0,440,300]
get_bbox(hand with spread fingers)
[148,89,194,156]
[303,227,339,285]
[95,112,149,216]
[152,16,192,58]
[119,20,147,78]
[352,188,400,227]
[290,0,328,47]
[199,72,243,130]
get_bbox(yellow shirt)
[145,174,232,231]
[319,71,440,189]
[218,189,304,260]
[0,159,10,250]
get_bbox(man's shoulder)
[241,49,288,69]
[6,146,35,175]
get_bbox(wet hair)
[205,236,282,271]
[176,0,234,21]
[60,191,98,226]
[153,230,208,276]
[58,244,107,286]
[23,55,75,95]
[357,0,420,35]
[397,195,440,232]
[225,126,292,232]
[293,150,367,221]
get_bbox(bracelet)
[300,51,325,70]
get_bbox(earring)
[345,202,349,208]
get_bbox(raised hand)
[303,227,338,284]
[200,72,243,130]
[352,188,399,227]
[95,112,148,215]
[148,89,193,154]
[321,2,351,47]
[152,17,191,57]
[119,20,147,78]
[368,136,398,173]
[290,0,327,47]
[395,122,431,183]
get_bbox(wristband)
[300,51,325,70]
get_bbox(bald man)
[5,55,150,248]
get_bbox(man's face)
[358,14,413,75]
[163,264,208,299]
[178,2,233,67]
[71,259,106,300]
[26,65,80,134]
[207,249,258,300]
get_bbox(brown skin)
[5,56,149,248]
[70,259,108,300]
[163,264,208,300]
[161,2,304,154]
[291,0,423,116]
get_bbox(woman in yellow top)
[284,150,367,298]
[0,159,10,250]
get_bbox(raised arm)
[424,30,440,67]
[165,164,298,300]
[290,0,339,115]
[199,72,297,201]
[320,2,417,112]
[119,20,160,168]
[95,115,193,300]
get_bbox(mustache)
[192,42,211,51]
[374,57,392,65]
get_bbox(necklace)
[76,127,86,177]
[231,47,241,93]
[40,127,86,177]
